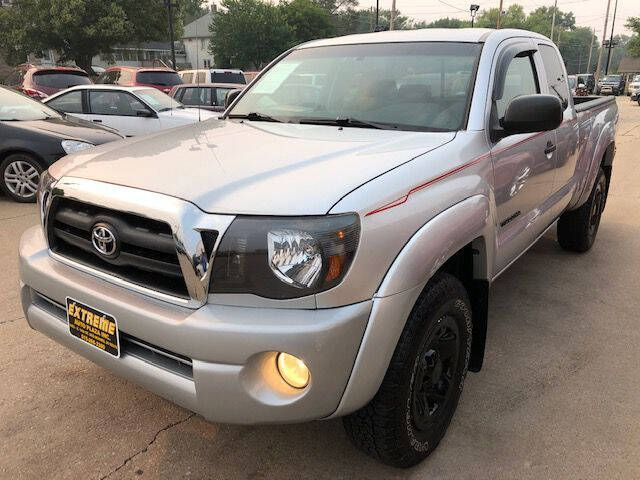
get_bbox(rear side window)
[182,72,194,83]
[496,55,539,119]
[196,71,206,83]
[47,90,84,113]
[180,87,211,106]
[33,72,91,88]
[539,45,569,109]
[136,71,182,86]
[211,71,246,84]
[214,87,233,106]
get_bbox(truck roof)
[299,28,550,49]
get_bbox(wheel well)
[0,149,46,169]
[439,238,489,373]
[600,142,614,201]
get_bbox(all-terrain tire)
[343,273,472,468]
[557,168,607,253]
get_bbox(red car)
[4,64,92,100]
[95,66,182,94]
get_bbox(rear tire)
[0,153,43,203]
[557,168,607,252]
[343,273,472,468]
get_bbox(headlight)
[61,140,94,154]
[210,214,360,299]
[36,169,57,227]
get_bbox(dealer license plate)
[66,297,120,357]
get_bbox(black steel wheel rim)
[411,315,460,432]
[588,177,605,238]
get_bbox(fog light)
[276,352,310,388]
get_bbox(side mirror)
[136,110,156,118]
[225,89,242,108]
[502,94,562,135]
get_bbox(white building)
[183,11,215,69]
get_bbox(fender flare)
[573,125,615,210]
[329,195,494,417]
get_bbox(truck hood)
[50,119,455,215]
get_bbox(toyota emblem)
[91,223,119,258]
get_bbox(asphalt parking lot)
[2,97,639,480]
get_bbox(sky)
[354,0,636,36]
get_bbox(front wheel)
[343,273,472,468]
[557,168,607,252]
[1,153,43,203]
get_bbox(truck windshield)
[229,42,482,132]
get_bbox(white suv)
[179,68,246,85]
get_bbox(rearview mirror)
[502,94,562,135]
[224,89,242,108]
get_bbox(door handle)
[544,142,556,155]
[92,119,102,123]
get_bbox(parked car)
[577,73,595,93]
[568,75,587,96]
[95,67,182,94]
[21,29,618,468]
[628,74,640,101]
[0,86,122,202]
[179,68,246,85]
[4,64,92,100]
[169,83,245,112]
[43,85,216,136]
[596,74,625,95]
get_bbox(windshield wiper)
[227,112,284,123]
[298,117,395,130]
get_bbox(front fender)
[329,195,493,417]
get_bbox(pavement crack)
[0,316,23,325]
[99,413,195,480]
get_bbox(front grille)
[32,290,193,379]
[48,198,189,298]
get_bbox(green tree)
[475,4,526,29]
[414,17,470,29]
[525,6,575,38]
[183,0,209,24]
[0,0,183,75]
[280,0,334,44]
[210,0,293,69]
[557,27,599,74]
[625,17,640,57]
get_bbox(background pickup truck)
[20,28,617,468]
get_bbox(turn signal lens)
[276,352,310,389]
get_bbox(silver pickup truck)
[20,28,617,467]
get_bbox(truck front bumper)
[19,225,373,424]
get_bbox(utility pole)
[586,31,595,73]
[496,0,504,29]
[550,0,558,42]
[164,0,176,69]
[375,0,379,30]
[390,0,396,30]
[605,0,619,75]
[595,0,612,82]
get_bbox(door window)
[214,88,233,106]
[47,90,84,113]
[89,91,149,116]
[495,55,539,119]
[180,87,211,106]
[539,44,569,109]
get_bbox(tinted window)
[180,87,212,106]
[0,87,62,121]
[602,75,621,82]
[89,91,149,116]
[214,87,233,106]
[211,72,246,84]
[136,71,182,86]
[33,71,91,88]
[231,42,482,132]
[496,55,539,119]
[539,45,569,109]
[47,90,84,114]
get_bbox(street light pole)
[164,0,177,69]
[595,0,612,82]
[470,4,479,27]
[605,0,619,75]
[550,0,558,42]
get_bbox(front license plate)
[66,297,120,357]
